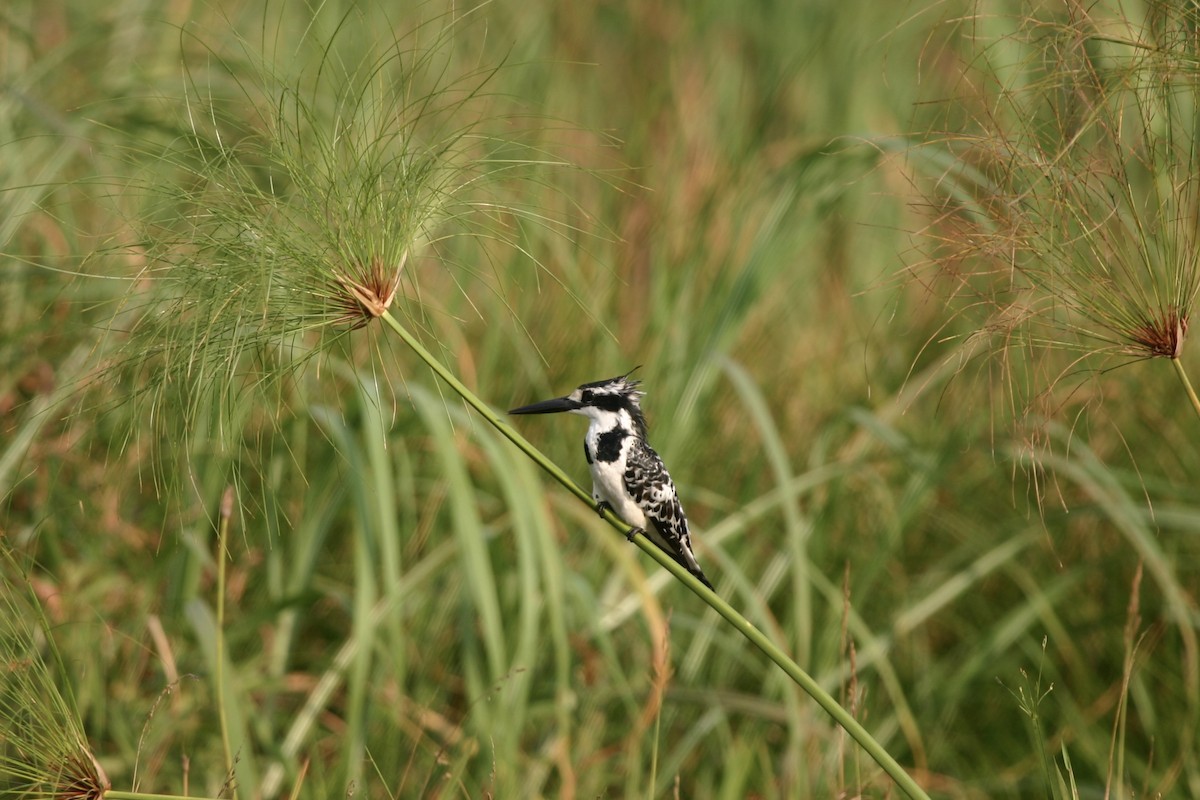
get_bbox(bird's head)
[509,369,648,437]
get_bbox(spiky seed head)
[1126,307,1188,360]
[331,251,407,328]
[51,750,110,800]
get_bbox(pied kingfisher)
[509,371,713,590]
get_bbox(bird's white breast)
[586,425,648,529]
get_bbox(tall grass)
[2,0,1199,798]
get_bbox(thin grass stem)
[378,309,931,800]
[648,710,661,800]
[105,792,223,800]
[1170,357,1200,425]
[215,486,238,800]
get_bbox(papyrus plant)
[911,1,1200,458]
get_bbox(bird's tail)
[666,549,713,591]
[688,564,715,591]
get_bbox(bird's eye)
[580,390,592,402]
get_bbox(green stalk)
[379,310,930,800]
[1170,357,1200,424]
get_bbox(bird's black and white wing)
[624,440,713,589]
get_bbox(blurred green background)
[2,1,1198,798]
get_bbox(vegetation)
[2,0,1198,798]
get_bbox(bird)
[509,370,714,590]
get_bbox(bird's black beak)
[509,396,581,415]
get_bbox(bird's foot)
[626,526,644,543]
[595,500,613,518]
